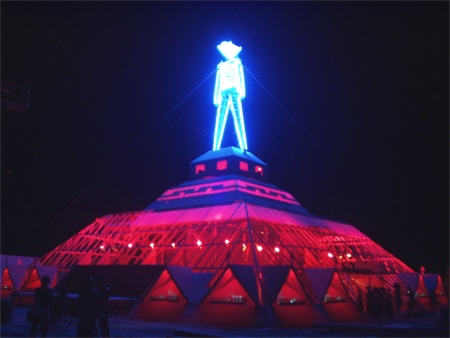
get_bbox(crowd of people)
[357,283,427,323]
[28,275,110,337]
[76,276,110,337]
[361,285,395,323]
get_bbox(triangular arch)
[273,269,325,327]
[321,272,358,322]
[8,266,30,291]
[1,268,15,298]
[35,264,58,287]
[22,267,41,292]
[168,266,214,304]
[199,267,257,327]
[131,269,186,321]
[304,268,335,302]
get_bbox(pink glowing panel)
[239,161,249,172]
[216,160,228,170]
[195,164,206,174]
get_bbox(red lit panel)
[239,161,249,172]
[217,160,228,170]
[195,164,206,174]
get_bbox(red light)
[150,243,154,249]
[274,247,280,253]
[327,252,333,258]
[216,160,228,170]
[239,161,249,172]
[195,164,205,174]
[128,243,133,248]
[197,240,202,246]
[225,239,230,245]
[172,243,176,248]
[257,245,263,251]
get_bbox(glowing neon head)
[217,41,242,60]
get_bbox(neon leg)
[229,99,244,150]
[213,96,231,151]
[230,95,248,150]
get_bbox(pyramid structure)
[40,146,413,280]
[37,43,447,326]
[37,146,442,326]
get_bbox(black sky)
[2,2,448,275]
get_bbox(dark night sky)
[2,2,448,274]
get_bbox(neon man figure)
[213,41,248,151]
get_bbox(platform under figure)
[213,41,248,151]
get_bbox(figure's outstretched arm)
[238,61,245,99]
[213,66,221,106]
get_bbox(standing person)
[97,277,110,337]
[429,288,437,317]
[393,283,402,317]
[30,276,53,337]
[406,286,415,317]
[374,287,384,324]
[364,286,374,322]
[384,289,394,320]
[77,277,99,337]
[356,289,364,321]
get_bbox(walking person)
[30,276,53,337]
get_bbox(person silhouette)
[97,277,110,337]
[393,282,402,317]
[76,277,99,337]
[30,276,53,337]
[406,285,415,317]
[356,288,364,320]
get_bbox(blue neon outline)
[213,41,248,151]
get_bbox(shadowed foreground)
[1,306,448,337]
